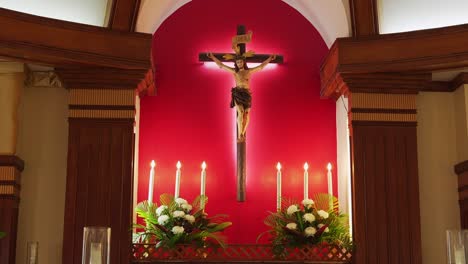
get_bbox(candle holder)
[26,241,38,264]
[447,229,467,264]
[82,227,111,264]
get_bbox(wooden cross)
[199,25,283,202]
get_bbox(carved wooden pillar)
[349,92,422,264]
[59,68,146,264]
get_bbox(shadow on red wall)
[138,0,336,244]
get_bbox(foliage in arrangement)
[134,194,232,249]
[259,193,353,258]
[0,231,5,239]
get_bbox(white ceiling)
[0,0,109,26]
[135,0,351,48]
[378,0,468,34]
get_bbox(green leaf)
[0,232,5,239]
[160,193,174,206]
[207,222,232,232]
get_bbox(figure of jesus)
[206,52,276,142]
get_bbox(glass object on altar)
[447,229,467,264]
[27,241,39,264]
[82,227,111,264]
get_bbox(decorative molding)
[136,69,155,97]
[0,61,24,73]
[352,93,416,110]
[69,88,136,106]
[352,112,417,122]
[69,109,135,119]
[452,73,468,91]
[0,155,24,172]
[57,67,148,90]
[25,69,63,88]
[0,8,151,69]
[349,0,379,37]
[455,160,468,175]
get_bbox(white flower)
[175,198,188,205]
[286,223,297,230]
[287,205,299,215]
[173,210,185,218]
[302,199,315,208]
[156,205,168,216]
[171,226,185,235]
[181,203,193,212]
[317,210,329,219]
[184,214,195,224]
[157,215,169,225]
[303,213,316,223]
[318,224,330,233]
[304,227,317,237]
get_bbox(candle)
[200,161,207,209]
[148,160,156,203]
[327,163,333,209]
[175,161,182,198]
[304,162,309,200]
[90,242,102,264]
[276,162,282,211]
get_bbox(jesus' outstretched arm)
[207,53,235,73]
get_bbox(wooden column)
[60,68,145,264]
[0,155,24,264]
[350,92,422,264]
[349,0,379,36]
[455,161,468,228]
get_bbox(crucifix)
[199,25,283,202]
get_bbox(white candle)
[175,161,181,198]
[304,162,309,200]
[327,163,333,209]
[148,160,156,203]
[276,162,282,211]
[200,161,207,209]
[90,242,102,264]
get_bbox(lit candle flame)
[150,160,156,168]
[201,161,207,170]
[276,162,282,171]
[304,162,309,170]
[176,161,181,169]
[327,163,332,171]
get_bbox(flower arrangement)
[259,194,352,258]
[134,194,232,249]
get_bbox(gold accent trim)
[0,167,18,181]
[353,113,417,122]
[69,109,135,119]
[353,93,416,110]
[69,89,135,106]
[0,185,15,195]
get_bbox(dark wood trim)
[0,8,151,69]
[0,155,24,172]
[137,69,155,97]
[351,120,417,127]
[452,73,468,90]
[57,67,149,90]
[455,160,468,175]
[352,108,417,114]
[69,105,136,111]
[349,0,379,37]
[108,0,141,32]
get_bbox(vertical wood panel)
[62,119,134,264]
[352,122,422,264]
[349,0,379,37]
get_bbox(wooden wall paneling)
[0,8,151,69]
[351,123,422,264]
[62,119,134,264]
[108,0,141,32]
[349,0,379,36]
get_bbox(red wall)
[138,0,336,244]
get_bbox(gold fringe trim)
[69,109,135,119]
[353,113,417,122]
[0,167,18,181]
[353,93,416,110]
[69,89,135,106]
[0,185,16,195]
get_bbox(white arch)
[135,0,351,47]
